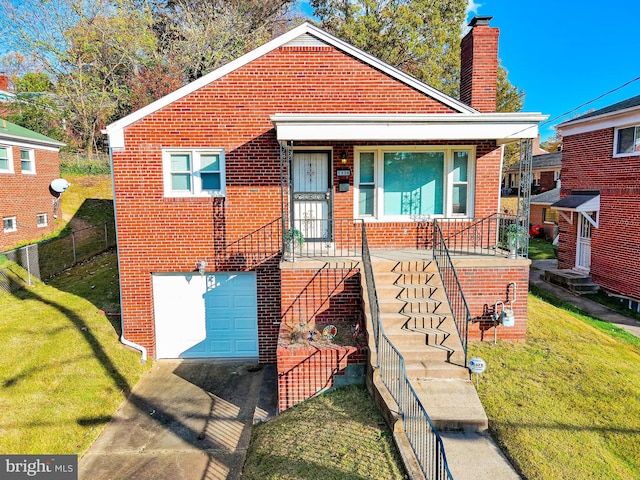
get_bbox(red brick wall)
[0,147,59,251]
[113,44,503,359]
[559,128,640,299]
[456,263,529,342]
[277,344,367,411]
[460,22,499,113]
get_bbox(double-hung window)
[355,147,475,220]
[614,125,640,156]
[0,146,13,173]
[20,149,35,173]
[3,216,17,233]
[37,213,48,227]
[162,148,225,198]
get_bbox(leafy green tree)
[311,0,466,96]
[144,0,297,81]
[0,0,158,151]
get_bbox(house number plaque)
[337,169,351,177]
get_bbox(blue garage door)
[153,273,258,359]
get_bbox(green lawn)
[0,258,147,454]
[243,385,406,480]
[528,237,556,260]
[469,292,640,480]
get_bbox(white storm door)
[292,151,332,240]
[575,213,592,272]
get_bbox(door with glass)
[291,151,332,241]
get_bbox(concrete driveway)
[79,360,276,480]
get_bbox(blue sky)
[298,0,640,141]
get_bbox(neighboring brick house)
[554,94,640,309]
[106,19,545,367]
[0,119,65,251]
[503,149,561,195]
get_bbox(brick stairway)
[371,256,488,432]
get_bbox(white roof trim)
[106,22,478,149]
[559,107,640,137]
[270,113,548,143]
[0,133,65,150]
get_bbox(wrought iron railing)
[285,218,363,260]
[362,223,453,480]
[433,220,472,367]
[434,214,526,257]
[213,218,282,270]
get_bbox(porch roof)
[270,113,547,145]
[551,190,600,212]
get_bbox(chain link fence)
[0,223,116,292]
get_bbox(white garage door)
[153,273,258,359]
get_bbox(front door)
[575,213,592,272]
[292,151,332,241]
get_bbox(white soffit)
[270,113,547,143]
[558,109,640,137]
[106,22,480,149]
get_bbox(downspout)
[109,145,147,364]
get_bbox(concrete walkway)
[530,259,640,338]
[79,360,277,480]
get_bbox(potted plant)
[505,224,527,258]
[283,228,304,259]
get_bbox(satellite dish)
[50,178,71,193]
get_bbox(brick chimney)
[460,16,499,113]
[0,74,9,91]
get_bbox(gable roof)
[107,22,478,145]
[531,186,560,205]
[0,118,65,149]
[566,95,640,123]
[558,94,640,136]
[505,150,561,173]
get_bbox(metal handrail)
[362,223,453,480]
[433,219,472,366]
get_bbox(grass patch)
[583,290,640,323]
[528,238,556,260]
[243,385,406,480]
[469,293,640,479]
[0,254,147,454]
[61,174,115,227]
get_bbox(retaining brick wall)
[455,262,529,342]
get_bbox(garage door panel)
[153,273,258,359]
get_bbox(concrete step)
[404,358,468,379]
[378,297,442,314]
[376,283,440,298]
[439,431,521,479]
[413,379,488,432]
[380,312,450,330]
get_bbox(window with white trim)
[355,147,475,219]
[37,213,48,227]
[3,216,17,232]
[162,149,226,198]
[0,146,13,173]
[615,125,640,156]
[20,149,35,173]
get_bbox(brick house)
[0,119,65,251]
[503,149,561,195]
[554,94,640,309]
[106,19,545,409]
